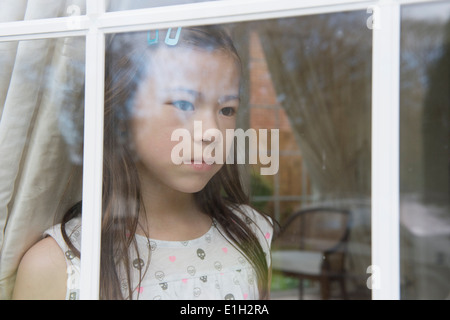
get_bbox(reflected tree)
[422,19,450,206]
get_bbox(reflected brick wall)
[247,32,311,222]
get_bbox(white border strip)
[79,1,106,301]
[371,0,401,300]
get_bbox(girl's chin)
[171,164,222,193]
[173,180,210,194]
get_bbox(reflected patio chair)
[271,207,351,299]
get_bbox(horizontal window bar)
[96,0,378,33]
[0,0,376,41]
[0,16,90,41]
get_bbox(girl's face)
[131,46,240,194]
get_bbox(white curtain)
[256,14,372,199]
[0,0,86,299]
[255,14,373,284]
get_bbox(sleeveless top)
[44,205,273,300]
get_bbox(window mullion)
[79,0,106,301]
[371,0,401,300]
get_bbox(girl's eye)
[220,107,236,117]
[171,100,195,111]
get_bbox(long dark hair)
[62,25,271,300]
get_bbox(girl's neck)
[136,163,212,241]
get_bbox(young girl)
[12,25,273,300]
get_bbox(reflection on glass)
[244,11,372,300]
[3,11,374,301]
[400,2,450,300]
[0,36,85,299]
[99,26,275,300]
[95,12,372,300]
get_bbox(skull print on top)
[44,205,273,300]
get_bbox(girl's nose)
[193,111,219,143]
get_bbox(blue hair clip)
[165,27,182,46]
[147,27,182,46]
[147,30,159,45]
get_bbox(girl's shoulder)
[232,204,273,228]
[13,233,68,299]
[44,216,82,255]
[42,217,82,300]
[231,204,274,246]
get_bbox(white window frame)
[0,0,442,300]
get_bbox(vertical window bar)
[371,0,401,300]
[79,0,106,300]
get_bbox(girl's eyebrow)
[168,87,240,104]
[218,94,241,104]
[168,87,201,99]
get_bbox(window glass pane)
[400,1,450,300]
[0,36,85,299]
[0,1,86,22]
[247,13,372,300]
[107,0,220,11]
[101,12,371,300]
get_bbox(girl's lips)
[186,159,214,171]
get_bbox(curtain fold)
[0,0,86,299]
[255,13,372,200]
[255,13,373,285]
